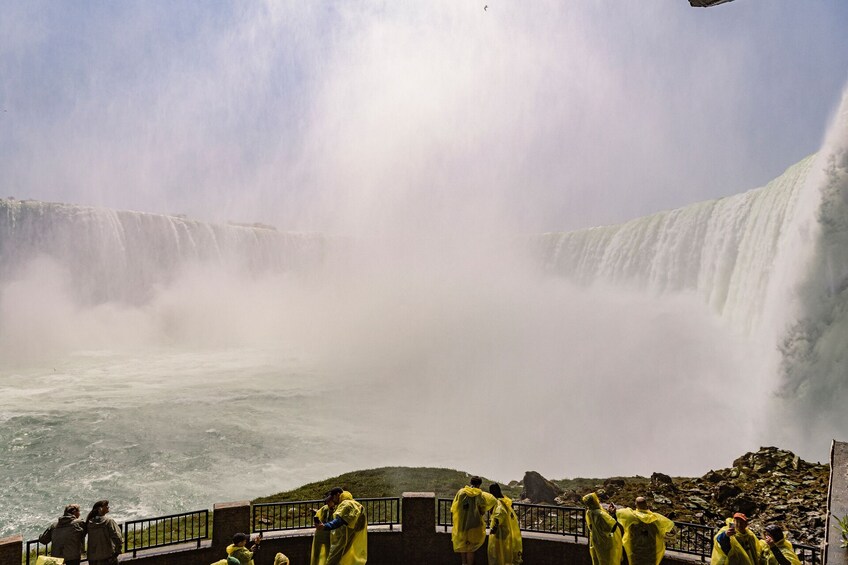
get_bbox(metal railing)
[25,510,209,564]
[436,498,452,530]
[436,498,586,540]
[253,497,401,533]
[513,502,585,540]
[437,499,585,540]
[24,539,88,565]
[794,543,822,565]
[436,500,821,565]
[23,500,824,565]
[360,497,401,529]
[254,498,325,532]
[666,521,715,561]
[123,509,209,557]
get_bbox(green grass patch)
[253,466,524,503]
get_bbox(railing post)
[826,440,848,565]
[212,501,251,559]
[0,535,23,565]
[402,492,439,564]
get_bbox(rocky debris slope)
[518,447,829,546]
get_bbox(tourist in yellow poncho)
[758,525,800,565]
[615,497,675,565]
[317,487,367,565]
[583,492,623,565]
[224,532,261,565]
[451,476,497,565]
[311,495,336,565]
[487,483,523,565]
[711,513,760,565]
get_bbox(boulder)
[714,482,742,503]
[651,472,674,486]
[522,471,563,504]
[703,470,724,483]
[727,494,759,517]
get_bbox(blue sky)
[1,1,847,233]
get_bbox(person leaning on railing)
[487,483,523,565]
[758,525,801,565]
[582,492,623,565]
[450,476,497,565]
[316,487,367,565]
[614,496,675,565]
[85,500,123,565]
[38,503,87,565]
[311,493,336,565]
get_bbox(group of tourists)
[450,477,804,565]
[38,486,803,565]
[450,476,523,565]
[211,486,368,565]
[582,493,801,565]
[38,500,122,565]
[309,487,368,565]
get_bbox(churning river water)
[0,347,416,540]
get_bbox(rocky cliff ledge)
[519,447,827,545]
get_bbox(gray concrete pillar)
[401,492,440,564]
[825,441,848,565]
[212,501,251,559]
[0,535,22,565]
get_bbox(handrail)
[122,509,209,558]
[436,499,821,565]
[22,499,823,565]
[512,502,585,541]
[667,521,715,562]
[253,497,401,533]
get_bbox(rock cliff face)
[519,447,828,546]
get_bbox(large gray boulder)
[521,471,563,504]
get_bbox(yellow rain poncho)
[487,496,523,565]
[274,553,291,565]
[616,507,674,565]
[583,493,623,565]
[710,519,761,565]
[451,486,496,553]
[226,544,256,565]
[326,491,367,565]
[758,538,801,565]
[311,504,333,565]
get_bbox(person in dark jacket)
[85,500,123,565]
[39,504,87,565]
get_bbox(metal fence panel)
[253,497,400,533]
[122,509,209,558]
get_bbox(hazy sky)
[1,1,847,233]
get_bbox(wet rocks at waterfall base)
[516,447,828,546]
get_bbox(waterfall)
[535,156,815,335]
[0,200,326,304]
[536,88,848,451]
[2,91,847,455]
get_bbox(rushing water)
[2,91,847,544]
[1,348,325,538]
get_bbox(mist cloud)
[1,1,846,233]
